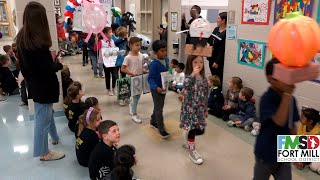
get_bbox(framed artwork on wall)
[241,0,271,25]
[55,7,61,17]
[274,0,314,23]
[237,39,266,69]
[317,2,320,24]
[54,0,60,6]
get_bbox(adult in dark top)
[253,58,299,180]
[208,12,227,85]
[185,5,202,44]
[16,2,64,161]
[89,120,120,180]
[158,12,168,42]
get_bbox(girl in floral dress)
[180,55,209,165]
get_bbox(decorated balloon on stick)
[83,1,109,42]
[176,18,214,57]
[268,11,320,85]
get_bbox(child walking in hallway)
[121,37,144,123]
[148,40,170,139]
[180,55,209,165]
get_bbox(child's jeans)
[130,94,141,115]
[229,114,255,128]
[253,158,292,180]
[91,55,103,76]
[150,90,166,131]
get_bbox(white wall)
[225,0,320,113]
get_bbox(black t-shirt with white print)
[89,141,116,180]
[76,128,99,167]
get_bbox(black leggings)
[82,43,88,64]
[188,129,205,140]
[103,66,118,90]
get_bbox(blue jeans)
[130,94,141,115]
[90,55,103,76]
[253,158,292,180]
[33,102,59,157]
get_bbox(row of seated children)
[62,79,138,179]
[207,76,260,135]
[0,44,32,106]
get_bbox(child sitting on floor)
[221,77,243,121]
[293,107,320,170]
[207,75,224,118]
[76,107,102,167]
[89,120,120,180]
[227,87,256,128]
[0,55,19,95]
[171,62,185,92]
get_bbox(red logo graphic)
[308,136,320,149]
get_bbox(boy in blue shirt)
[253,58,299,180]
[148,40,170,139]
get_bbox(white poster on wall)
[100,2,112,27]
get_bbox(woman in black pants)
[208,12,227,87]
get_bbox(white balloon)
[119,50,126,56]
[76,0,82,4]
[112,50,118,56]
[142,53,149,60]
[104,51,110,58]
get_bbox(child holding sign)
[121,37,144,123]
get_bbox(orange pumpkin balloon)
[268,11,320,67]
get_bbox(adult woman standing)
[208,12,227,85]
[16,2,65,161]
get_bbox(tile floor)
[0,55,318,180]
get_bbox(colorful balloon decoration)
[111,7,122,25]
[64,0,82,38]
[268,11,320,67]
[83,3,108,42]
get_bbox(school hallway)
[0,55,316,180]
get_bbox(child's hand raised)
[191,66,201,77]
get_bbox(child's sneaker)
[251,129,260,136]
[119,99,126,106]
[40,150,65,161]
[107,90,114,96]
[189,150,203,165]
[131,115,142,123]
[159,130,170,139]
[227,120,235,127]
[94,75,98,78]
[99,75,105,78]
[244,125,252,131]
[149,122,158,130]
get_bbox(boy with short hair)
[171,62,185,92]
[148,40,170,139]
[253,58,299,180]
[207,75,224,117]
[3,45,18,77]
[227,87,256,128]
[88,120,120,180]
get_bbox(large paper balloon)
[268,11,320,67]
[83,4,108,34]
